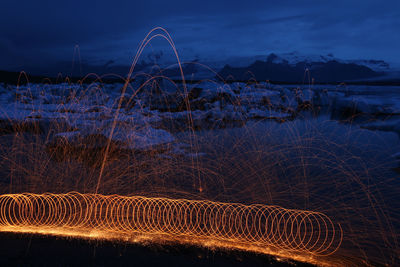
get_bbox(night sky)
[1,0,399,75]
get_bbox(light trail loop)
[0,193,342,256]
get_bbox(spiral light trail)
[0,192,342,258]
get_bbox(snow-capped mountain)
[208,52,391,72]
[134,51,394,82]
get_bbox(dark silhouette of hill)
[218,55,384,83]
[2,58,399,86]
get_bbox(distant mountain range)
[145,52,396,83]
[217,53,384,83]
[1,52,398,84]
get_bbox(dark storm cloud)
[1,0,399,75]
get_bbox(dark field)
[0,232,315,267]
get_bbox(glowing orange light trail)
[95,27,201,194]
[0,192,342,258]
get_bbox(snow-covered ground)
[0,81,399,156]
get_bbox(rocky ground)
[0,80,399,158]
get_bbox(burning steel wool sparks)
[0,193,342,263]
[0,25,399,267]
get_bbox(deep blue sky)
[1,0,399,75]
